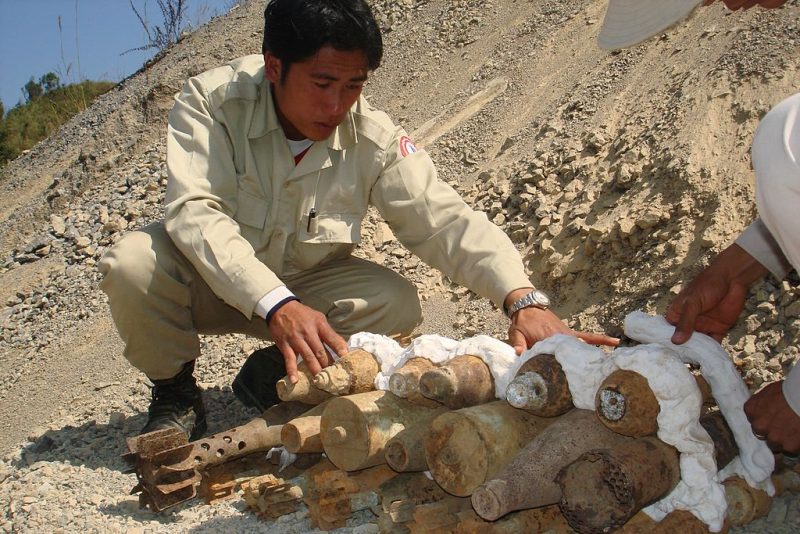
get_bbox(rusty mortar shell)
[470,409,632,521]
[418,354,495,409]
[698,410,738,469]
[389,357,440,407]
[124,401,310,511]
[276,361,333,404]
[505,353,572,417]
[312,348,380,396]
[424,400,554,497]
[319,390,441,471]
[281,401,331,454]
[595,369,661,437]
[723,477,772,526]
[556,436,681,533]
[384,406,450,472]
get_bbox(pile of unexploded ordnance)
[124,311,800,533]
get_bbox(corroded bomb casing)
[470,409,632,521]
[276,361,333,404]
[384,406,449,472]
[312,348,380,396]
[320,390,440,471]
[556,437,681,533]
[595,369,661,437]
[723,477,772,526]
[505,353,573,417]
[389,357,441,407]
[418,354,495,408]
[281,401,330,454]
[424,401,554,497]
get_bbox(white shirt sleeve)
[783,364,800,416]
[254,285,297,320]
[734,219,792,280]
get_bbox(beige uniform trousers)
[99,222,422,379]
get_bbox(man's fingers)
[279,343,300,384]
[672,297,701,345]
[576,331,620,347]
[507,327,527,355]
[320,325,349,357]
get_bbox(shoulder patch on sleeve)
[399,136,418,157]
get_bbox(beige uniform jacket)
[165,55,532,319]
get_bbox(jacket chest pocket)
[234,189,269,229]
[296,213,362,244]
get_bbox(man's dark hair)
[262,0,383,79]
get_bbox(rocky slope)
[0,0,799,532]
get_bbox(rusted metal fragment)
[557,437,681,533]
[455,505,572,534]
[425,401,554,497]
[305,463,397,530]
[124,402,309,511]
[384,406,449,472]
[312,348,380,395]
[276,361,333,404]
[471,409,632,520]
[241,458,337,520]
[404,495,473,534]
[618,510,719,533]
[390,357,442,407]
[320,390,440,471]
[506,354,573,417]
[419,355,495,409]
[596,369,661,437]
[723,477,772,526]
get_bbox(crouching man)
[100,0,616,440]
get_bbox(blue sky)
[0,0,236,110]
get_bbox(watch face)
[533,290,550,307]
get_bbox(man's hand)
[268,300,348,384]
[745,380,800,454]
[704,0,788,10]
[504,288,619,355]
[666,244,767,344]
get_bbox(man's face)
[265,46,369,141]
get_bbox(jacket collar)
[248,76,358,151]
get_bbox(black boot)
[141,360,207,440]
[232,345,287,412]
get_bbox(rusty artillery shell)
[389,357,442,407]
[505,354,573,417]
[425,401,554,497]
[723,477,772,526]
[556,436,681,533]
[699,410,738,469]
[312,348,380,396]
[418,354,495,409]
[281,401,331,454]
[595,369,661,437]
[276,361,333,404]
[470,409,632,520]
[384,406,450,472]
[320,390,441,471]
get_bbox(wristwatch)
[506,289,551,318]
